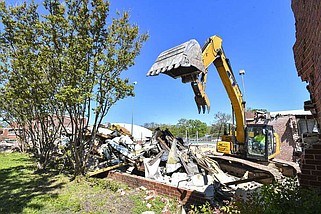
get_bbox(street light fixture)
[131,81,137,139]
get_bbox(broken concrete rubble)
[87,125,263,203]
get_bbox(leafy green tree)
[143,119,208,139]
[143,122,158,130]
[143,122,178,137]
[143,122,170,131]
[0,1,61,170]
[174,118,189,137]
[175,118,207,138]
[188,119,208,138]
[0,0,148,176]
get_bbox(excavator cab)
[246,124,280,161]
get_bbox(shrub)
[227,178,321,214]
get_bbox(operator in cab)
[254,129,266,143]
[253,128,266,155]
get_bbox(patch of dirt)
[78,188,137,213]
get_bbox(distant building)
[113,123,152,142]
[0,127,22,142]
[0,115,87,143]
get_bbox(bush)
[227,178,321,214]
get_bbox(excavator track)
[271,158,301,177]
[208,155,284,184]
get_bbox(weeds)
[189,201,217,214]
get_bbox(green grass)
[0,152,66,213]
[0,152,178,214]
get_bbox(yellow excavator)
[147,35,299,182]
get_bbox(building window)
[297,118,318,134]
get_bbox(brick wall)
[269,116,296,161]
[107,171,208,205]
[299,144,321,187]
[292,0,321,187]
[292,1,321,125]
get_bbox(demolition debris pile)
[87,125,262,201]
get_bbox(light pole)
[185,129,188,143]
[239,69,246,127]
[131,81,137,139]
[196,130,199,143]
[239,69,246,101]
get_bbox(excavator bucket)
[146,39,210,114]
[146,39,206,83]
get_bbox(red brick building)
[0,115,86,145]
[0,127,21,142]
[292,0,321,187]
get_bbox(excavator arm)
[147,35,245,143]
[191,72,210,114]
[201,36,245,143]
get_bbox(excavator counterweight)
[147,39,210,113]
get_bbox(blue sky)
[7,0,310,126]
[106,0,309,126]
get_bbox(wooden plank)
[148,150,164,166]
[157,137,170,151]
[87,163,127,177]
